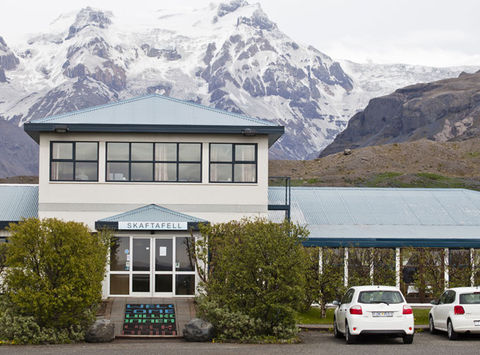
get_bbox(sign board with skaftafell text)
[118,221,188,230]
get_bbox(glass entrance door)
[109,236,195,297]
[154,238,173,296]
[131,238,151,296]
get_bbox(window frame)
[208,143,258,183]
[49,141,99,182]
[105,142,202,183]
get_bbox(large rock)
[183,318,214,342]
[85,319,115,343]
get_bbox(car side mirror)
[430,300,438,305]
[332,300,340,306]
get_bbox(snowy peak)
[0,36,19,70]
[217,0,249,18]
[0,36,19,82]
[66,7,113,40]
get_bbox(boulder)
[85,319,115,343]
[183,318,214,342]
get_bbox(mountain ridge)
[0,2,478,177]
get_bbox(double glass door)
[109,236,196,296]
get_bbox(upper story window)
[106,142,202,182]
[209,143,257,183]
[50,142,98,181]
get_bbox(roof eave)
[24,123,284,146]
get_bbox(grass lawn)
[296,307,430,325]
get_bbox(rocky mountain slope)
[0,1,477,177]
[271,138,480,190]
[321,70,480,157]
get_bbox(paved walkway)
[106,297,196,337]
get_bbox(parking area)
[1,331,479,355]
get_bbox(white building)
[1,93,480,300]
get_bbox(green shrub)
[0,297,85,344]
[3,218,110,333]
[192,218,309,341]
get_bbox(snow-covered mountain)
[0,1,478,177]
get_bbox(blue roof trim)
[29,94,276,126]
[303,237,480,248]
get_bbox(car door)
[435,291,453,330]
[337,289,354,332]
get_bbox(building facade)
[0,94,479,302]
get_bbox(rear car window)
[358,291,404,304]
[460,292,480,304]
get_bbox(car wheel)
[333,317,342,338]
[403,334,414,344]
[429,316,437,334]
[447,319,458,340]
[345,322,357,344]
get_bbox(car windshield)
[460,292,480,304]
[358,291,404,304]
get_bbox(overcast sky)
[1,0,479,67]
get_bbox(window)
[341,289,355,304]
[50,141,98,181]
[358,291,404,304]
[460,292,480,304]
[106,142,202,182]
[209,143,257,183]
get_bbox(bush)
[2,218,109,338]
[192,218,309,341]
[0,296,85,344]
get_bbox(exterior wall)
[38,132,269,229]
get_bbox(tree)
[317,247,345,317]
[3,218,110,329]
[192,218,310,340]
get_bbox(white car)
[333,285,414,344]
[429,287,480,340]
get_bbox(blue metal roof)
[29,94,277,127]
[24,94,284,146]
[97,204,207,223]
[0,185,38,229]
[95,204,207,231]
[269,187,480,247]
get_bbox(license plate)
[474,320,480,326]
[372,311,393,317]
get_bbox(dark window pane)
[75,162,97,180]
[155,275,173,293]
[132,274,150,293]
[235,145,255,161]
[107,143,129,161]
[76,142,98,160]
[107,162,129,181]
[176,237,194,271]
[178,163,201,182]
[51,162,73,180]
[210,163,232,182]
[176,274,195,295]
[110,274,129,295]
[234,164,256,182]
[52,142,73,159]
[179,143,201,162]
[110,237,130,271]
[131,143,153,161]
[131,162,153,181]
[155,143,177,161]
[155,163,177,181]
[155,239,172,271]
[133,239,150,271]
[210,144,232,162]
